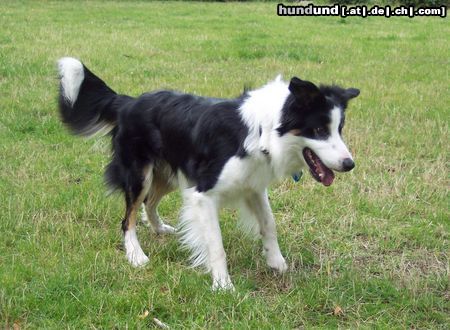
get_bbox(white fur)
[58,57,84,106]
[238,77,315,179]
[239,76,290,155]
[124,228,149,267]
[178,189,233,290]
[245,191,287,272]
[177,157,289,289]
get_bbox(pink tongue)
[317,162,335,186]
[322,169,335,186]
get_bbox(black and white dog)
[57,57,359,290]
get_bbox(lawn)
[0,1,448,328]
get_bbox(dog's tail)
[57,57,133,136]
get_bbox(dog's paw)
[212,276,235,292]
[267,255,288,273]
[126,248,150,267]
[155,223,176,235]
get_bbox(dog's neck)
[239,76,289,155]
[238,76,306,181]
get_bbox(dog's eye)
[314,127,327,137]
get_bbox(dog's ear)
[344,88,360,100]
[289,77,322,104]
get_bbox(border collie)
[57,57,359,290]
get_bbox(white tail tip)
[58,57,84,106]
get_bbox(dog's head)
[278,77,360,186]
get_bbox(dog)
[57,57,359,290]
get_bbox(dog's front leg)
[246,190,288,273]
[179,190,234,291]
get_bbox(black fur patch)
[277,78,331,139]
[107,91,249,193]
[277,77,359,139]
[59,66,133,136]
[59,62,249,194]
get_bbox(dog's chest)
[214,155,273,194]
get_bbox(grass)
[0,0,448,328]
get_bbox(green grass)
[1,1,449,328]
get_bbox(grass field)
[1,1,449,328]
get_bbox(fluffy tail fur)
[57,57,132,136]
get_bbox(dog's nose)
[342,158,355,172]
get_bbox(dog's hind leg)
[179,189,234,291]
[244,190,288,273]
[141,178,176,235]
[122,165,153,267]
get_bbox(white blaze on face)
[304,107,353,171]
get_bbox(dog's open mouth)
[302,148,335,186]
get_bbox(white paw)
[212,276,235,291]
[267,254,288,273]
[124,229,149,267]
[126,248,150,267]
[155,224,177,235]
